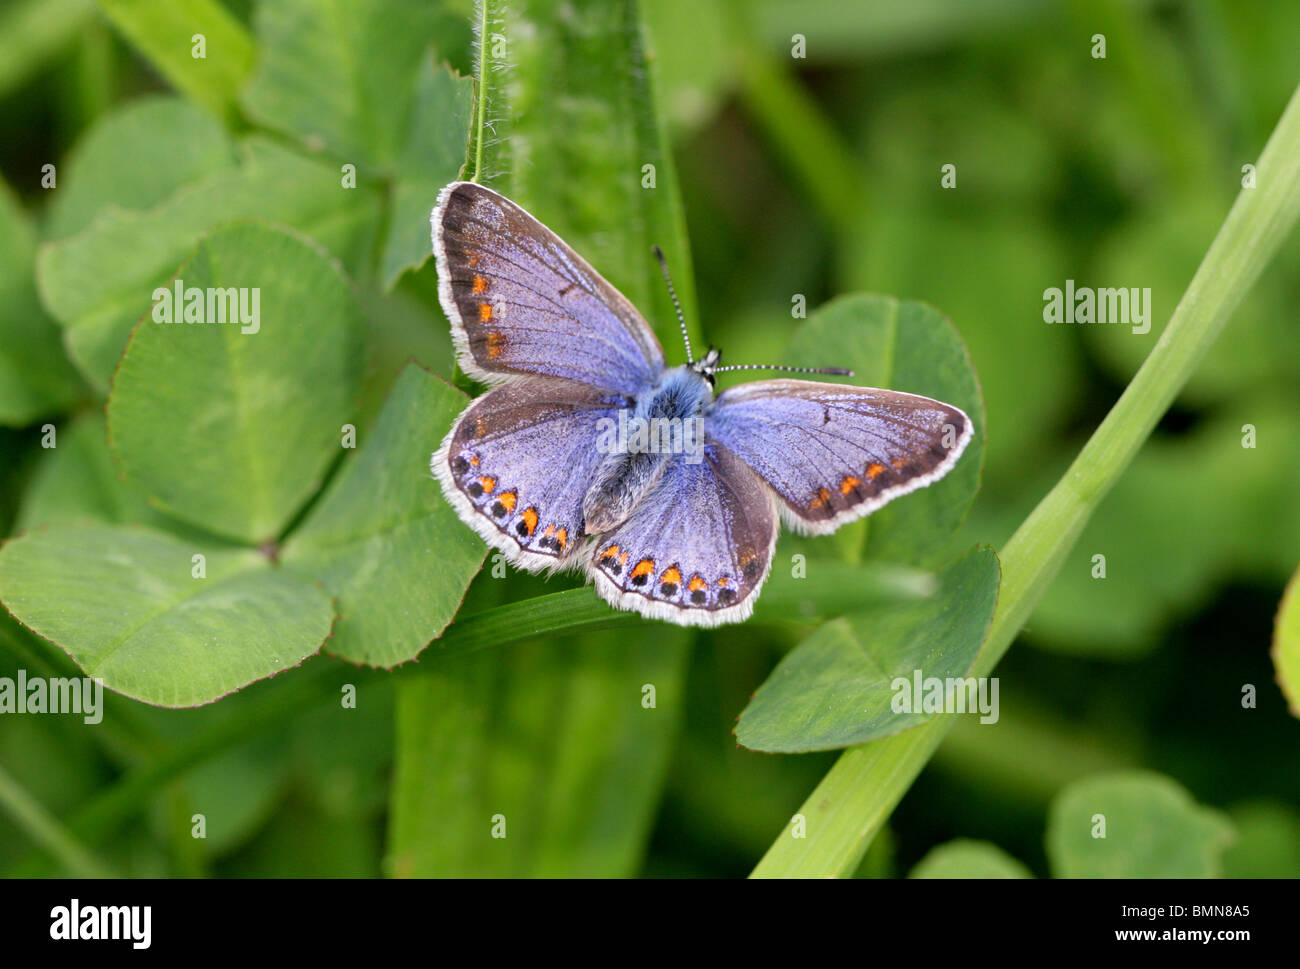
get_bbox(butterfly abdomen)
[583,450,670,534]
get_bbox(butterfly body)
[431,181,973,627]
[583,363,715,533]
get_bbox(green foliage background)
[0,0,1297,877]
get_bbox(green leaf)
[0,523,334,707]
[909,839,1032,878]
[45,95,236,241]
[15,412,164,531]
[388,630,689,876]
[0,0,96,102]
[36,138,382,391]
[0,181,83,426]
[356,267,457,419]
[736,546,999,753]
[96,0,255,123]
[241,0,441,170]
[107,222,367,545]
[380,56,474,289]
[1046,771,1234,877]
[284,364,486,667]
[1273,563,1300,718]
[1221,800,1300,877]
[149,739,286,854]
[782,294,985,566]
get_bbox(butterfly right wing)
[587,444,779,627]
[706,379,973,535]
[434,376,629,572]
[433,181,665,395]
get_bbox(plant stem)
[0,764,115,877]
[752,78,1300,878]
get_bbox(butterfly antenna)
[711,363,855,376]
[651,245,693,364]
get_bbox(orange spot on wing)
[867,462,886,480]
[840,475,860,495]
[601,544,620,560]
[717,576,729,587]
[471,274,487,294]
[661,566,682,586]
[810,487,832,510]
[688,575,707,592]
[469,455,480,466]
[486,330,506,359]
[631,559,655,579]
[555,527,568,551]
[891,457,907,470]
[497,491,517,513]
[467,254,480,267]
[520,507,538,535]
[477,476,496,494]
[478,302,493,322]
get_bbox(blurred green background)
[0,0,1297,877]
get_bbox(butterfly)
[430,181,973,627]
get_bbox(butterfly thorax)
[582,366,713,535]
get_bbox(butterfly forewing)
[432,181,665,395]
[706,380,973,535]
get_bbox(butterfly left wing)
[588,444,778,627]
[434,376,629,572]
[432,181,665,395]
[706,379,973,535]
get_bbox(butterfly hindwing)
[432,181,665,395]
[433,376,630,571]
[706,379,973,535]
[587,444,778,626]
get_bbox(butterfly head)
[689,347,723,386]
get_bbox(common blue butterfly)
[431,182,973,627]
